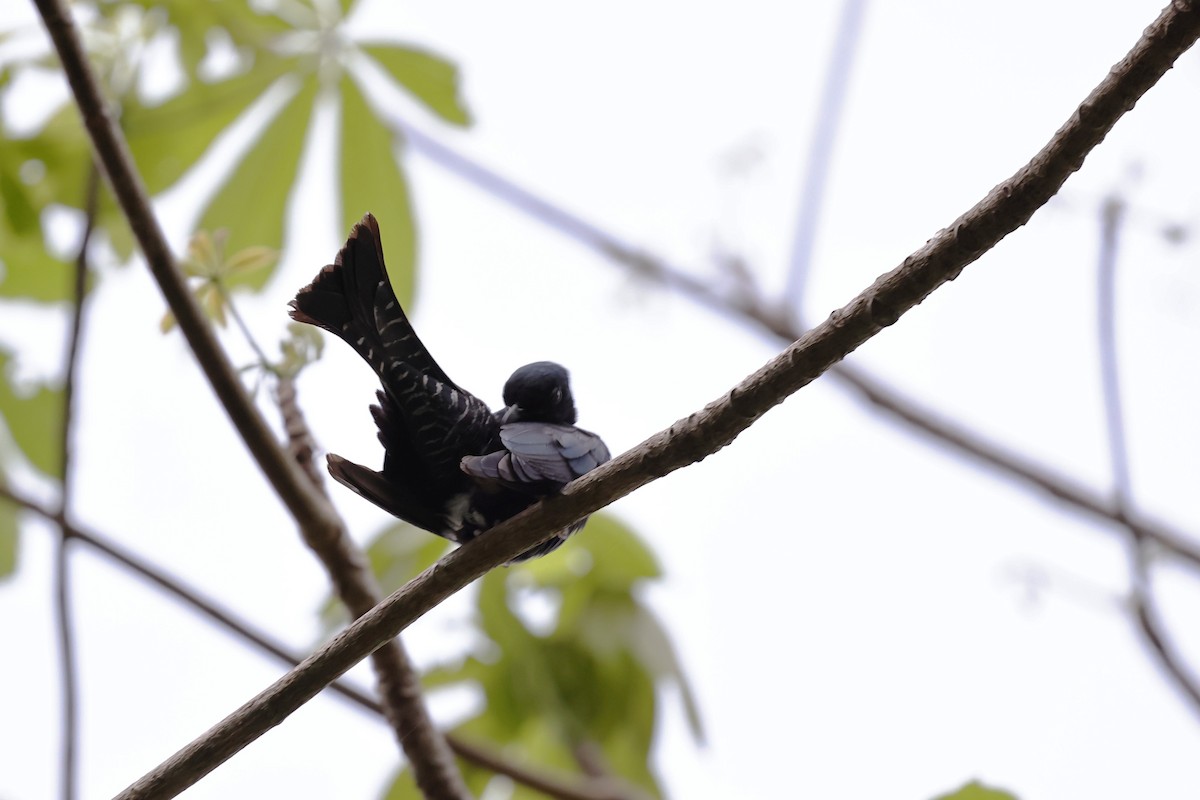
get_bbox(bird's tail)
[289,213,450,382]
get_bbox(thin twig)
[1132,574,1200,709]
[107,6,1200,796]
[783,0,870,307]
[222,287,273,369]
[53,161,99,800]
[31,2,470,796]
[1093,194,1200,712]
[1097,196,1135,513]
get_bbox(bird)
[288,213,609,561]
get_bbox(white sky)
[3,0,1200,798]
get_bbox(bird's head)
[501,361,577,425]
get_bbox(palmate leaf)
[361,43,472,127]
[0,347,63,479]
[340,73,417,308]
[197,77,319,289]
[103,0,295,79]
[122,55,295,194]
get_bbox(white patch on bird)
[444,492,472,532]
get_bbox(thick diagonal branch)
[31,1,469,797]
[110,3,1200,797]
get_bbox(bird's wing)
[326,454,456,538]
[460,422,610,491]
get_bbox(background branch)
[52,159,99,800]
[783,0,870,306]
[1092,193,1200,711]
[111,5,1200,794]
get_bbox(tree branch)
[31,1,469,797]
[0,483,653,800]
[107,4,1200,796]
[53,159,99,800]
[783,0,870,306]
[1092,194,1200,711]
[381,23,1200,574]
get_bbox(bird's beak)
[497,404,521,424]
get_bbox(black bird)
[289,213,609,561]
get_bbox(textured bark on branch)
[101,2,1200,797]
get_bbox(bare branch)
[53,160,99,800]
[103,5,1200,796]
[1097,195,1135,512]
[31,1,470,796]
[1131,569,1200,710]
[784,0,870,306]
[1092,194,1200,711]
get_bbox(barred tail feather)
[289,213,451,383]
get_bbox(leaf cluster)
[323,515,703,800]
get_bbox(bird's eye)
[553,387,563,403]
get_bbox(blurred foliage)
[0,347,64,479]
[159,228,277,331]
[0,0,469,547]
[322,515,701,799]
[932,781,1019,800]
[275,322,325,378]
[0,481,17,579]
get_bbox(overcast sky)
[3,0,1200,798]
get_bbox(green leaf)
[361,43,472,126]
[381,767,421,800]
[339,73,416,307]
[524,513,660,593]
[0,169,38,235]
[477,570,538,653]
[932,781,1020,800]
[13,104,93,213]
[0,482,17,580]
[382,758,491,800]
[122,56,294,193]
[0,348,63,478]
[5,104,135,263]
[198,76,319,289]
[0,235,75,303]
[276,322,324,377]
[318,521,448,632]
[224,245,278,277]
[111,0,296,75]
